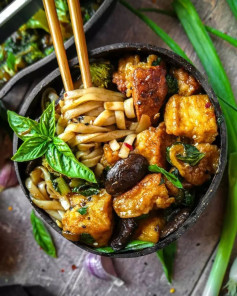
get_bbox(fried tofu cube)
[112,54,161,97]
[172,68,201,96]
[100,143,121,167]
[132,66,168,124]
[113,174,175,218]
[170,143,220,186]
[134,215,165,243]
[62,190,113,247]
[164,94,218,143]
[135,122,176,168]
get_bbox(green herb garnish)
[167,143,205,166]
[152,57,161,66]
[8,102,96,183]
[80,233,95,244]
[156,242,177,283]
[148,164,183,189]
[30,210,57,258]
[77,206,88,215]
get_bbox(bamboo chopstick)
[43,0,74,92]
[67,0,92,89]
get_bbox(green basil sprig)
[8,102,96,183]
[30,210,57,257]
[148,164,183,189]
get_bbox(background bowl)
[13,43,227,258]
[0,0,117,99]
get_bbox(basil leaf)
[77,206,88,215]
[40,101,55,137]
[80,233,95,244]
[12,136,50,162]
[7,110,40,141]
[157,242,177,283]
[148,165,183,189]
[96,240,155,253]
[6,52,15,70]
[30,211,57,257]
[166,142,205,166]
[46,137,97,183]
[176,144,205,166]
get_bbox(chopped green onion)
[54,177,71,195]
[119,0,190,62]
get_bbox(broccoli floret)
[166,74,178,96]
[90,62,113,88]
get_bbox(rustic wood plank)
[0,0,237,296]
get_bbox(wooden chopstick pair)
[43,0,92,91]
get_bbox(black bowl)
[13,43,227,258]
[0,0,117,99]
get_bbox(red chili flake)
[64,93,68,97]
[124,143,133,150]
[61,269,65,273]
[205,102,211,108]
[71,264,77,270]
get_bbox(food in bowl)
[0,0,103,88]
[9,53,220,253]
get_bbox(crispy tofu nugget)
[112,54,160,97]
[170,143,220,186]
[134,215,165,243]
[164,94,218,143]
[135,122,176,168]
[132,66,168,124]
[100,143,121,167]
[62,190,113,247]
[113,174,175,218]
[172,68,201,96]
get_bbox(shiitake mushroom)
[111,218,138,251]
[105,154,148,196]
[160,208,190,239]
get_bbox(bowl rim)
[13,42,227,258]
[0,0,117,99]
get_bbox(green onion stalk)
[139,7,237,48]
[172,1,237,295]
[227,0,237,20]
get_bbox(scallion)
[227,0,237,19]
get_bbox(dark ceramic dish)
[13,43,227,258]
[0,0,117,99]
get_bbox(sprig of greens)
[148,164,183,189]
[31,210,57,257]
[157,242,177,283]
[8,102,96,183]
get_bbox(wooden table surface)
[1,0,237,295]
